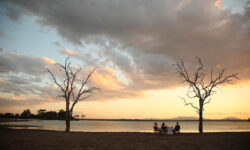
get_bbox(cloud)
[42,57,55,65]
[59,48,99,67]
[0,50,64,109]
[0,49,140,106]
[1,0,250,106]
[0,50,54,75]
[214,0,224,9]
[0,95,50,107]
[63,49,75,55]
[3,0,249,85]
[0,48,6,53]
[1,1,22,21]
[0,74,58,97]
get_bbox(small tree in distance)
[46,57,100,132]
[176,57,239,133]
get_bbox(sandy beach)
[0,125,249,150]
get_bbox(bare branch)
[204,98,211,105]
[176,57,239,115]
[78,68,97,96]
[79,95,92,101]
[181,97,199,113]
[46,68,65,93]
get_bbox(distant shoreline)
[79,118,249,122]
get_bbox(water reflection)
[1,120,250,133]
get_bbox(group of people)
[153,121,180,135]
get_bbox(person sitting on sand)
[174,121,181,134]
[161,122,167,134]
[153,122,159,133]
[153,122,158,130]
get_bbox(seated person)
[161,122,167,134]
[153,122,159,132]
[174,121,181,134]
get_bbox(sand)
[0,125,249,150]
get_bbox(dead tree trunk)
[65,100,70,132]
[66,114,70,132]
[199,102,203,133]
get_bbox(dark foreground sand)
[0,126,249,150]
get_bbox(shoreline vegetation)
[0,126,249,150]
[1,108,249,122]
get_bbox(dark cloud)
[0,74,57,97]
[0,50,50,75]
[0,1,22,21]
[3,0,249,83]
[0,48,6,52]
[59,49,100,67]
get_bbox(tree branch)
[181,97,199,113]
[46,68,65,93]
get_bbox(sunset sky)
[0,0,249,119]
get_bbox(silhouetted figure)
[153,122,158,129]
[161,122,167,134]
[174,121,181,134]
[153,122,159,133]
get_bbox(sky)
[0,0,249,119]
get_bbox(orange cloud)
[44,94,54,102]
[42,57,55,65]
[64,49,75,55]
[92,67,124,90]
[0,95,45,101]
[0,77,4,83]
[214,0,224,9]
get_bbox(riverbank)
[0,126,249,150]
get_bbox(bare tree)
[46,57,100,132]
[176,57,238,133]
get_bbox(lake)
[1,120,250,133]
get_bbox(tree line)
[0,109,76,120]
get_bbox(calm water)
[1,120,250,133]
